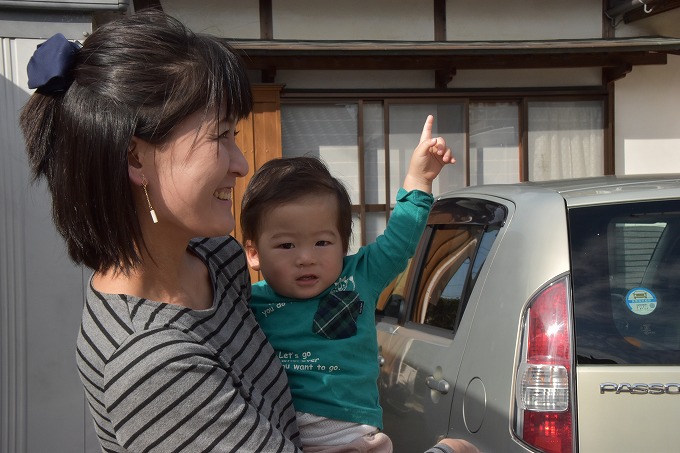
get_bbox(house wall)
[615,55,680,174]
[162,0,605,89]
[614,9,680,174]
[164,0,602,41]
[445,0,601,41]
[160,0,260,38]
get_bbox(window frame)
[280,88,611,247]
[378,196,507,336]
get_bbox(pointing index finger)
[420,115,434,143]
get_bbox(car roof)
[437,174,680,207]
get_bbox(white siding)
[1,33,99,452]
[614,9,680,175]
[615,55,680,174]
[446,0,602,40]
[161,0,261,38]
[272,0,434,40]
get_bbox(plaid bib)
[312,290,364,340]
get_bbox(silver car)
[376,175,680,453]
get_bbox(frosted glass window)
[469,102,520,185]
[388,104,465,200]
[281,104,360,203]
[364,211,387,246]
[279,96,606,248]
[348,213,362,255]
[528,101,604,181]
[363,103,386,204]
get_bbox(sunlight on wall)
[623,139,680,174]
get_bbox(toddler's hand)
[403,115,455,193]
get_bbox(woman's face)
[141,107,248,240]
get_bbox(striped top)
[76,236,302,452]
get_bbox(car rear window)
[569,199,680,365]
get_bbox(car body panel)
[576,366,680,452]
[379,323,460,451]
[440,175,680,207]
[446,192,571,452]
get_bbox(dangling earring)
[142,175,158,224]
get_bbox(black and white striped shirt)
[76,236,302,452]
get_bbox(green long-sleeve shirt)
[251,188,434,429]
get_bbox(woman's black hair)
[19,10,253,272]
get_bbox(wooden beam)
[261,67,277,83]
[602,0,615,38]
[434,0,448,87]
[603,64,633,84]
[434,0,446,41]
[259,0,273,39]
[230,37,679,75]
[237,51,668,71]
[435,69,456,89]
[604,82,615,175]
[231,37,680,55]
[258,0,274,81]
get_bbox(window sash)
[280,95,606,248]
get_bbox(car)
[375,174,680,453]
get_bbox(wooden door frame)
[234,84,284,283]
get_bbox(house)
[1,1,679,451]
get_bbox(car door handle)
[426,376,450,394]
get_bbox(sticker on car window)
[625,287,657,315]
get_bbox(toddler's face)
[247,193,345,299]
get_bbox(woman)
[20,10,479,453]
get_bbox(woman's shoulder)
[190,236,244,261]
[190,235,243,250]
[190,236,249,286]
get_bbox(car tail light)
[514,276,574,453]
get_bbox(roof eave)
[229,37,680,71]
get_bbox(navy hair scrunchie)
[27,33,81,95]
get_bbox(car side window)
[414,225,497,331]
[377,197,507,331]
[377,259,413,316]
